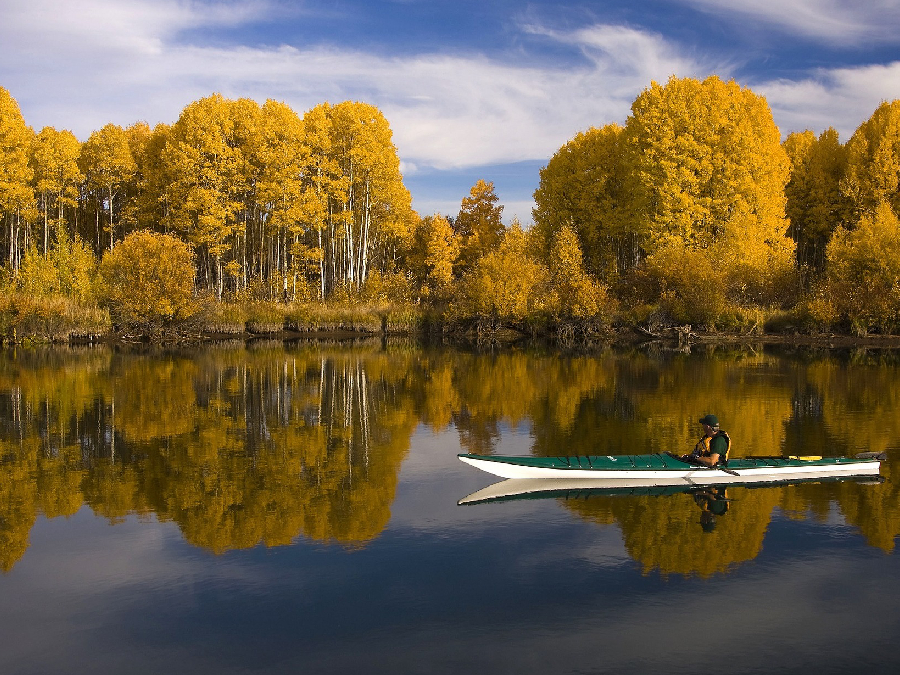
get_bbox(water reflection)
[1,342,899,575]
[458,473,887,577]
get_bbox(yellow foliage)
[410,213,460,298]
[825,202,900,334]
[533,123,635,280]
[454,179,504,273]
[0,86,35,217]
[547,222,615,322]
[842,100,900,218]
[784,128,849,277]
[452,224,549,324]
[98,230,198,332]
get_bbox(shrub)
[97,230,198,334]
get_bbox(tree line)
[0,89,413,303]
[2,76,900,337]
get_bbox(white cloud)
[678,0,900,44]
[0,2,716,170]
[757,61,900,140]
[1,0,898,188]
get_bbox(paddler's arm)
[692,452,720,467]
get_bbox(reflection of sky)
[3,446,899,673]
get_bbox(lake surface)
[1,340,899,674]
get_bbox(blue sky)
[2,0,899,222]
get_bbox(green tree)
[97,230,197,333]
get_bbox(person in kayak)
[684,414,730,467]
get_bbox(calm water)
[1,341,899,675]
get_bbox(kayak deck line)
[457,452,885,482]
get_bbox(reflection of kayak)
[457,452,885,482]
[457,474,884,505]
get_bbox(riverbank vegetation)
[1,77,899,343]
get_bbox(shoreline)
[49,326,900,351]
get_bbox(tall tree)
[410,213,459,300]
[301,103,345,300]
[454,179,504,275]
[254,99,309,297]
[533,124,635,281]
[783,127,849,280]
[78,123,136,252]
[29,126,83,254]
[626,75,790,250]
[624,76,795,311]
[0,86,35,269]
[323,101,413,295]
[842,100,900,220]
[162,94,256,297]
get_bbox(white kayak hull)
[458,454,883,482]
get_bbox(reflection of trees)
[1,345,899,573]
[565,487,779,578]
[0,345,419,566]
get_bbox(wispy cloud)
[1,0,897,180]
[757,61,900,140]
[677,0,900,44]
[0,1,714,168]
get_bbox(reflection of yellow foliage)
[0,438,39,573]
[1,344,900,569]
[114,357,199,441]
[607,488,777,578]
[36,446,84,519]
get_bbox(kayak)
[457,452,885,483]
[458,474,884,506]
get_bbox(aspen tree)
[322,101,412,296]
[842,100,900,219]
[162,94,253,297]
[784,127,849,279]
[825,202,900,335]
[255,99,307,297]
[454,179,504,274]
[625,76,794,316]
[29,127,82,253]
[78,123,136,253]
[0,87,35,269]
[533,124,635,281]
[410,213,460,299]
